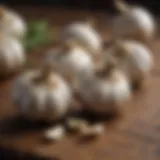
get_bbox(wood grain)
[0,7,160,160]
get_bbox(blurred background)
[2,0,160,14]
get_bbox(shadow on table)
[0,116,56,137]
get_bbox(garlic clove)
[114,0,130,13]
[79,123,104,137]
[66,118,88,132]
[44,125,65,141]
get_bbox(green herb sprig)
[23,20,56,52]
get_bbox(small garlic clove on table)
[79,123,105,138]
[66,118,88,132]
[44,125,66,142]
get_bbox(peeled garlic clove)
[44,125,65,141]
[80,123,104,137]
[0,6,26,39]
[113,0,155,42]
[63,20,102,54]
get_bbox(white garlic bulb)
[78,61,131,115]
[112,0,155,42]
[44,40,94,90]
[113,40,153,87]
[12,64,72,122]
[0,34,25,77]
[63,20,102,54]
[0,6,26,39]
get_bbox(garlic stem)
[114,0,130,13]
[0,6,5,19]
[80,123,104,137]
[115,40,128,56]
[41,63,53,81]
[85,17,95,27]
[61,39,78,53]
[96,55,117,77]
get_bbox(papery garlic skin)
[115,40,153,84]
[0,7,26,39]
[78,69,131,114]
[113,1,155,41]
[0,35,25,76]
[63,22,102,53]
[12,70,72,122]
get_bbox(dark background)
[1,0,159,13]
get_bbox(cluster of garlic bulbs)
[0,5,26,77]
[11,0,154,140]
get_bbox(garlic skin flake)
[12,69,72,122]
[0,6,26,39]
[78,67,131,114]
[0,35,25,76]
[114,40,153,86]
[63,21,102,54]
[113,0,155,42]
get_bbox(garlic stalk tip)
[0,6,5,17]
[61,39,77,52]
[85,17,95,27]
[39,62,54,83]
[114,0,130,13]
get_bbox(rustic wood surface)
[1,7,160,160]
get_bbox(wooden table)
[1,7,160,160]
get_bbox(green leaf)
[24,20,55,52]
[27,20,48,37]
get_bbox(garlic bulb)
[12,64,72,122]
[63,20,102,54]
[78,60,131,115]
[0,6,26,39]
[112,0,155,42]
[44,40,94,90]
[0,34,25,77]
[112,40,153,87]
